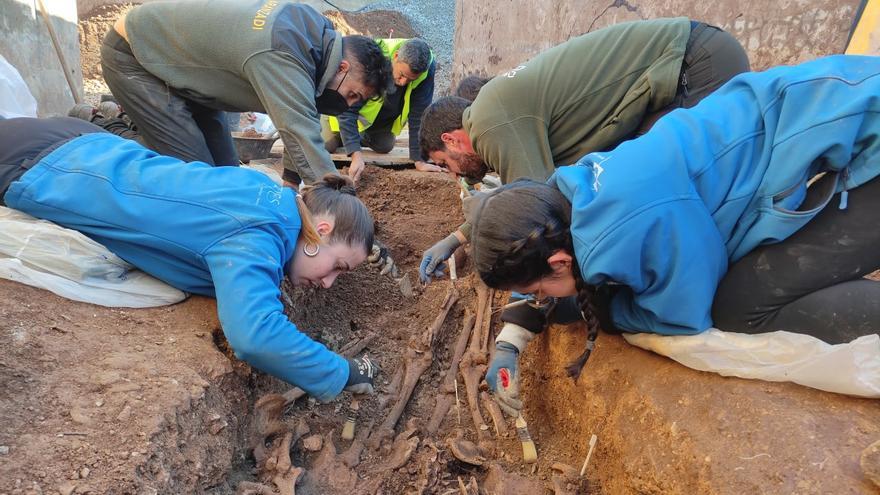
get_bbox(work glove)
[345,355,379,395]
[487,322,539,417]
[486,341,523,417]
[368,241,400,278]
[418,233,461,284]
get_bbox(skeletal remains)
[239,279,567,493]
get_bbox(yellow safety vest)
[328,38,433,136]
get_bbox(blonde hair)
[294,174,374,253]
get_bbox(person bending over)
[469,55,880,417]
[0,117,379,401]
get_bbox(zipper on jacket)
[838,167,850,210]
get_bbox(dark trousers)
[639,22,751,132]
[712,175,880,344]
[324,124,397,155]
[100,30,239,166]
[0,117,104,205]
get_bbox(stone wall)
[0,0,82,116]
[452,0,862,85]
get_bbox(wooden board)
[269,130,415,168]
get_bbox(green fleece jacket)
[124,0,341,183]
[458,17,690,237]
[465,17,690,185]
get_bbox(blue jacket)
[3,133,348,400]
[551,55,880,335]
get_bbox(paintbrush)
[516,414,538,463]
[341,398,359,440]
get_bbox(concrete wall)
[452,0,862,85]
[0,0,81,116]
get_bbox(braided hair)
[471,179,602,380]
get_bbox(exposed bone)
[251,394,290,467]
[457,476,479,495]
[470,282,490,354]
[305,433,358,493]
[269,432,304,495]
[282,333,377,405]
[340,418,373,468]
[368,289,457,449]
[427,312,475,434]
[480,391,507,437]
[447,431,486,466]
[236,481,275,495]
[459,350,488,440]
[482,463,546,494]
[382,428,420,471]
[480,289,495,354]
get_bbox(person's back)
[465,17,691,181]
[3,124,300,295]
[550,54,880,335]
[124,0,336,111]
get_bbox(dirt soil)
[78,3,136,83]
[324,10,418,39]
[3,164,879,494]
[8,4,873,495]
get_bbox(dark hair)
[342,35,393,99]
[397,38,431,74]
[418,96,470,159]
[454,75,492,101]
[296,174,374,254]
[471,179,601,379]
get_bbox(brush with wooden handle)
[498,367,537,463]
[341,398,360,440]
[515,413,538,463]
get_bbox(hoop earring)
[303,243,320,257]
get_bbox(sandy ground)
[2,166,878,494]
[2,4,870,494]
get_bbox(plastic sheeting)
[0,55,38,119]
[624,328,880,398]
[0,207,187,308]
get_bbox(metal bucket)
[232,131,279,162]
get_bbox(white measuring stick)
[579,434,598,476]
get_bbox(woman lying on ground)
[0,117,377,401]
[469,55,880,417]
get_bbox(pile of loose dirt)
[323,10,419,39]
[78,3,137,83]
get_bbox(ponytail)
[294,195,322,246]
[297,174,374,253]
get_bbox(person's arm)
[336,103,365,155]
[584,199,728,335]
[204,227,348,401]
[408,59,436,161]
[243,51,338,184]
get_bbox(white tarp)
[0,207,187,308]
[0,55,38,119]
[624,329,880,398]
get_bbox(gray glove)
[345,355,379,395]
[419,233,461,284]
[368,241,400,278]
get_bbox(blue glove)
[486,341,523,417]
[418,233,461,284]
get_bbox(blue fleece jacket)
[3,133,348,400]
[551,55,880,335]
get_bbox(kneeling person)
[324,38,442,181]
